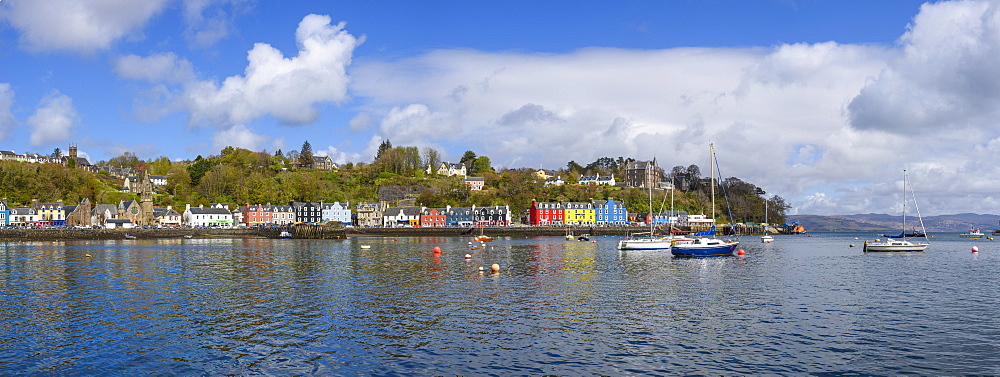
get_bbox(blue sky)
[3,0,1000,217]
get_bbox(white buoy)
[972,246,979,253]
[465,254,472,259]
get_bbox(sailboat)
[671,144,740,257]
[473,226,493,242]
[761,197,774,243]
[863,170,929,252]
[618,165,674,250]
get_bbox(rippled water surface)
[2,233,999,375]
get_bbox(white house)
[382,206,422,227]
[686,214,716,226]
[183,204,234,228]
[544,176,564,186]
[322,202,352,225]
[427,162,467,177]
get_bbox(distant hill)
[787,213,1000,233]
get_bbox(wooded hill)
[0,144,790,224]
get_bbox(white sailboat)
[618,163,673,250]
[761,197,774,243]
[671,144,740,257]
[864,170,930,252]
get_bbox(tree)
[470,156,493,175]
[274,149,284,158]
[566,160,584,176]
[375,139,392,161]
[107,151,141,169]
[422,147,442,173]
[52,148,62,158]
[459,150,477,168]
[299,141,314,168]
[187,155,214,186]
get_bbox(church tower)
[140,170,154,225]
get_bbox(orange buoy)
[972,246,979,253]
[433,246,441,254]
[393,238,398,241]
[490,263,500,273]
[737,250,746,256]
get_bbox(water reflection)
[1,234,999,375]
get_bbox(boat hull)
[863,240,928,252]
[671,240,739,257]
[618,238,673,250]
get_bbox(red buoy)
[737,250,746,256]
[972,246,979,253]
[433,246,441,254]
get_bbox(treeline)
[1,141,791,224]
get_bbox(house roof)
[187,207,232,215]
[153,208,180,217]
[385,206,422,217]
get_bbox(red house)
[420,207,447,227]
[529,200,565,226]
[243,204,273,227]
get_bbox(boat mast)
[710,143,716,221]
[902,169,907,238]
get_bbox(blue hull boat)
[671,238,739,257]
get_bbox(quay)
[0,223,782,241]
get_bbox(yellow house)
[563,202,595,225]
[31,199,64,226]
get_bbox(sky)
[2,0,1000,216]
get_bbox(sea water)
[1,233,998,375]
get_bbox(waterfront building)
[383,206,422,227]
[593,198,628,226]
[291,202,323,224]
[420,207,448,227]
[242,204,272,227]
[473,205,511,227]
[322,202,352,225]
[529,200,565,226]
[270,204,296,225]
[92,204,118,226]
[0,200,9,226]
[64,199,93,227]
[9,208,37,227]
[153,206,183,227]
[354,202,388,227]
[183,204,234,228]
[445,207,474,227]
[32,200,65,227]
[563,202,595,225]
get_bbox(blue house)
[593,198,627,226]
[0,200,8,226]
[445,207,474,227]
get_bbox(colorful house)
[0,200,9,226]
[563,202,595,225]
[593,198,628,226]
[291,202,323,224]
[242,204,272,227]
[420,207,448,227]
[529,200,565,226]
[473,205,511,227]
[32,200,64,227]
[445,207,474,227]
[322,202,352,225]
[464,177,485,191]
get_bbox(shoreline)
[0,224,767,241]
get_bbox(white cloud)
[114,53,196,83]
[0,0,169,53]
[348,0,1000,215]
[349,112,372,131]
[848,0,1000,133]
[181,0,251,48]
[0,84,16,141]
[212,125,268,152]
[182,14,361,127]
[27,92,79,147]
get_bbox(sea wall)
[0,223,775,242]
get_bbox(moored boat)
[671,144,740,257]
[279,231,292,239]
[959,229,984,239]
[864,170,929,253]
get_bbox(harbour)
[2,232,998,375]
